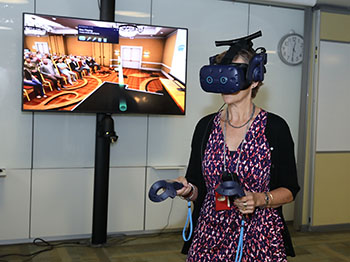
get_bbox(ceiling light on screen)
[118,25,144,38]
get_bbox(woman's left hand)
[234,191,262,214]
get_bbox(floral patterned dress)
[187,110,286,262]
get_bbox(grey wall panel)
[31,168,94,238]
[115,0,151,24]
[109,115,148,167]
[32,113,96,168]
[0,169,31,241]
[33,114,148,168]
[108,167,145,232]
[0,1,34,169]
[147,0,249,167]
[36,0,99,19]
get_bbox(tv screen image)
[22,13,188,115]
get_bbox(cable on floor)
[0,237,89,262]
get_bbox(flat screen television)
[22,13,188,115]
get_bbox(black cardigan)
[181,111,300,257]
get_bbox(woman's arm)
[234,187,293,214]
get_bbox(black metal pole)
[100,0,115,22]
[91,0,116,246]
[91,114,111,245]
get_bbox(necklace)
[226,103,256,129]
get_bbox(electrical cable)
[0,238,89,262]
[162,197,175,232]
[154,197,175,234]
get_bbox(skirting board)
[300,223,350,232]
[0,228,183,246]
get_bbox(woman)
[176,47,300,261]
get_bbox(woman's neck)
[226,100,254,124]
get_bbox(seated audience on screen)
[40,59,67,90]
[86,57,101,73]
[56,58,77,85]
[78,56,91,75]
[24,58,42,82]
[23,68,46,99]
[69,57,84,79]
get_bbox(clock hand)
[292,41,296,62]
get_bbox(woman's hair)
[215,48,263,98]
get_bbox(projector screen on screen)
[22,13,188,115]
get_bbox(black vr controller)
[215,172,245,199]
[149,174,244,202]
[200,31,267,94]
[148,180,184,202]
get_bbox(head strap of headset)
[211,31,262,65]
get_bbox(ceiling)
[316,0,350,9]
[234,0,350,9]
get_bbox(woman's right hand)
[174,176,192,197]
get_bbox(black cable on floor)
[0,237,88,262]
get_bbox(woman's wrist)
[256,192,266,207]
[260,191,274,208]
[182,183,194,198]
[181,183,197,201]
[254,192,272,208]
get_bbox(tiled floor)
[0,225,349,261]
[289,228,350,262]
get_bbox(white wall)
[0,0,304,242]
[316,41,350,152]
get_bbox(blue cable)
[235,219,245,262]
[182,201,193,241]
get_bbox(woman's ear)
[253,81,259,88]
[249,81,258,89]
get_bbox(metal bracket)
[0,168,6,177]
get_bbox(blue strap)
[182,201,193,241]
[235,219,245,262]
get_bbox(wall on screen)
[170,29,187,83]
[161,31,177,73]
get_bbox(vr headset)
[200,31,267,94]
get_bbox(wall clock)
[278,32,304,66]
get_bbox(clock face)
[278,33,304,65]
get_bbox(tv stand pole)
[91,0,116,246]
